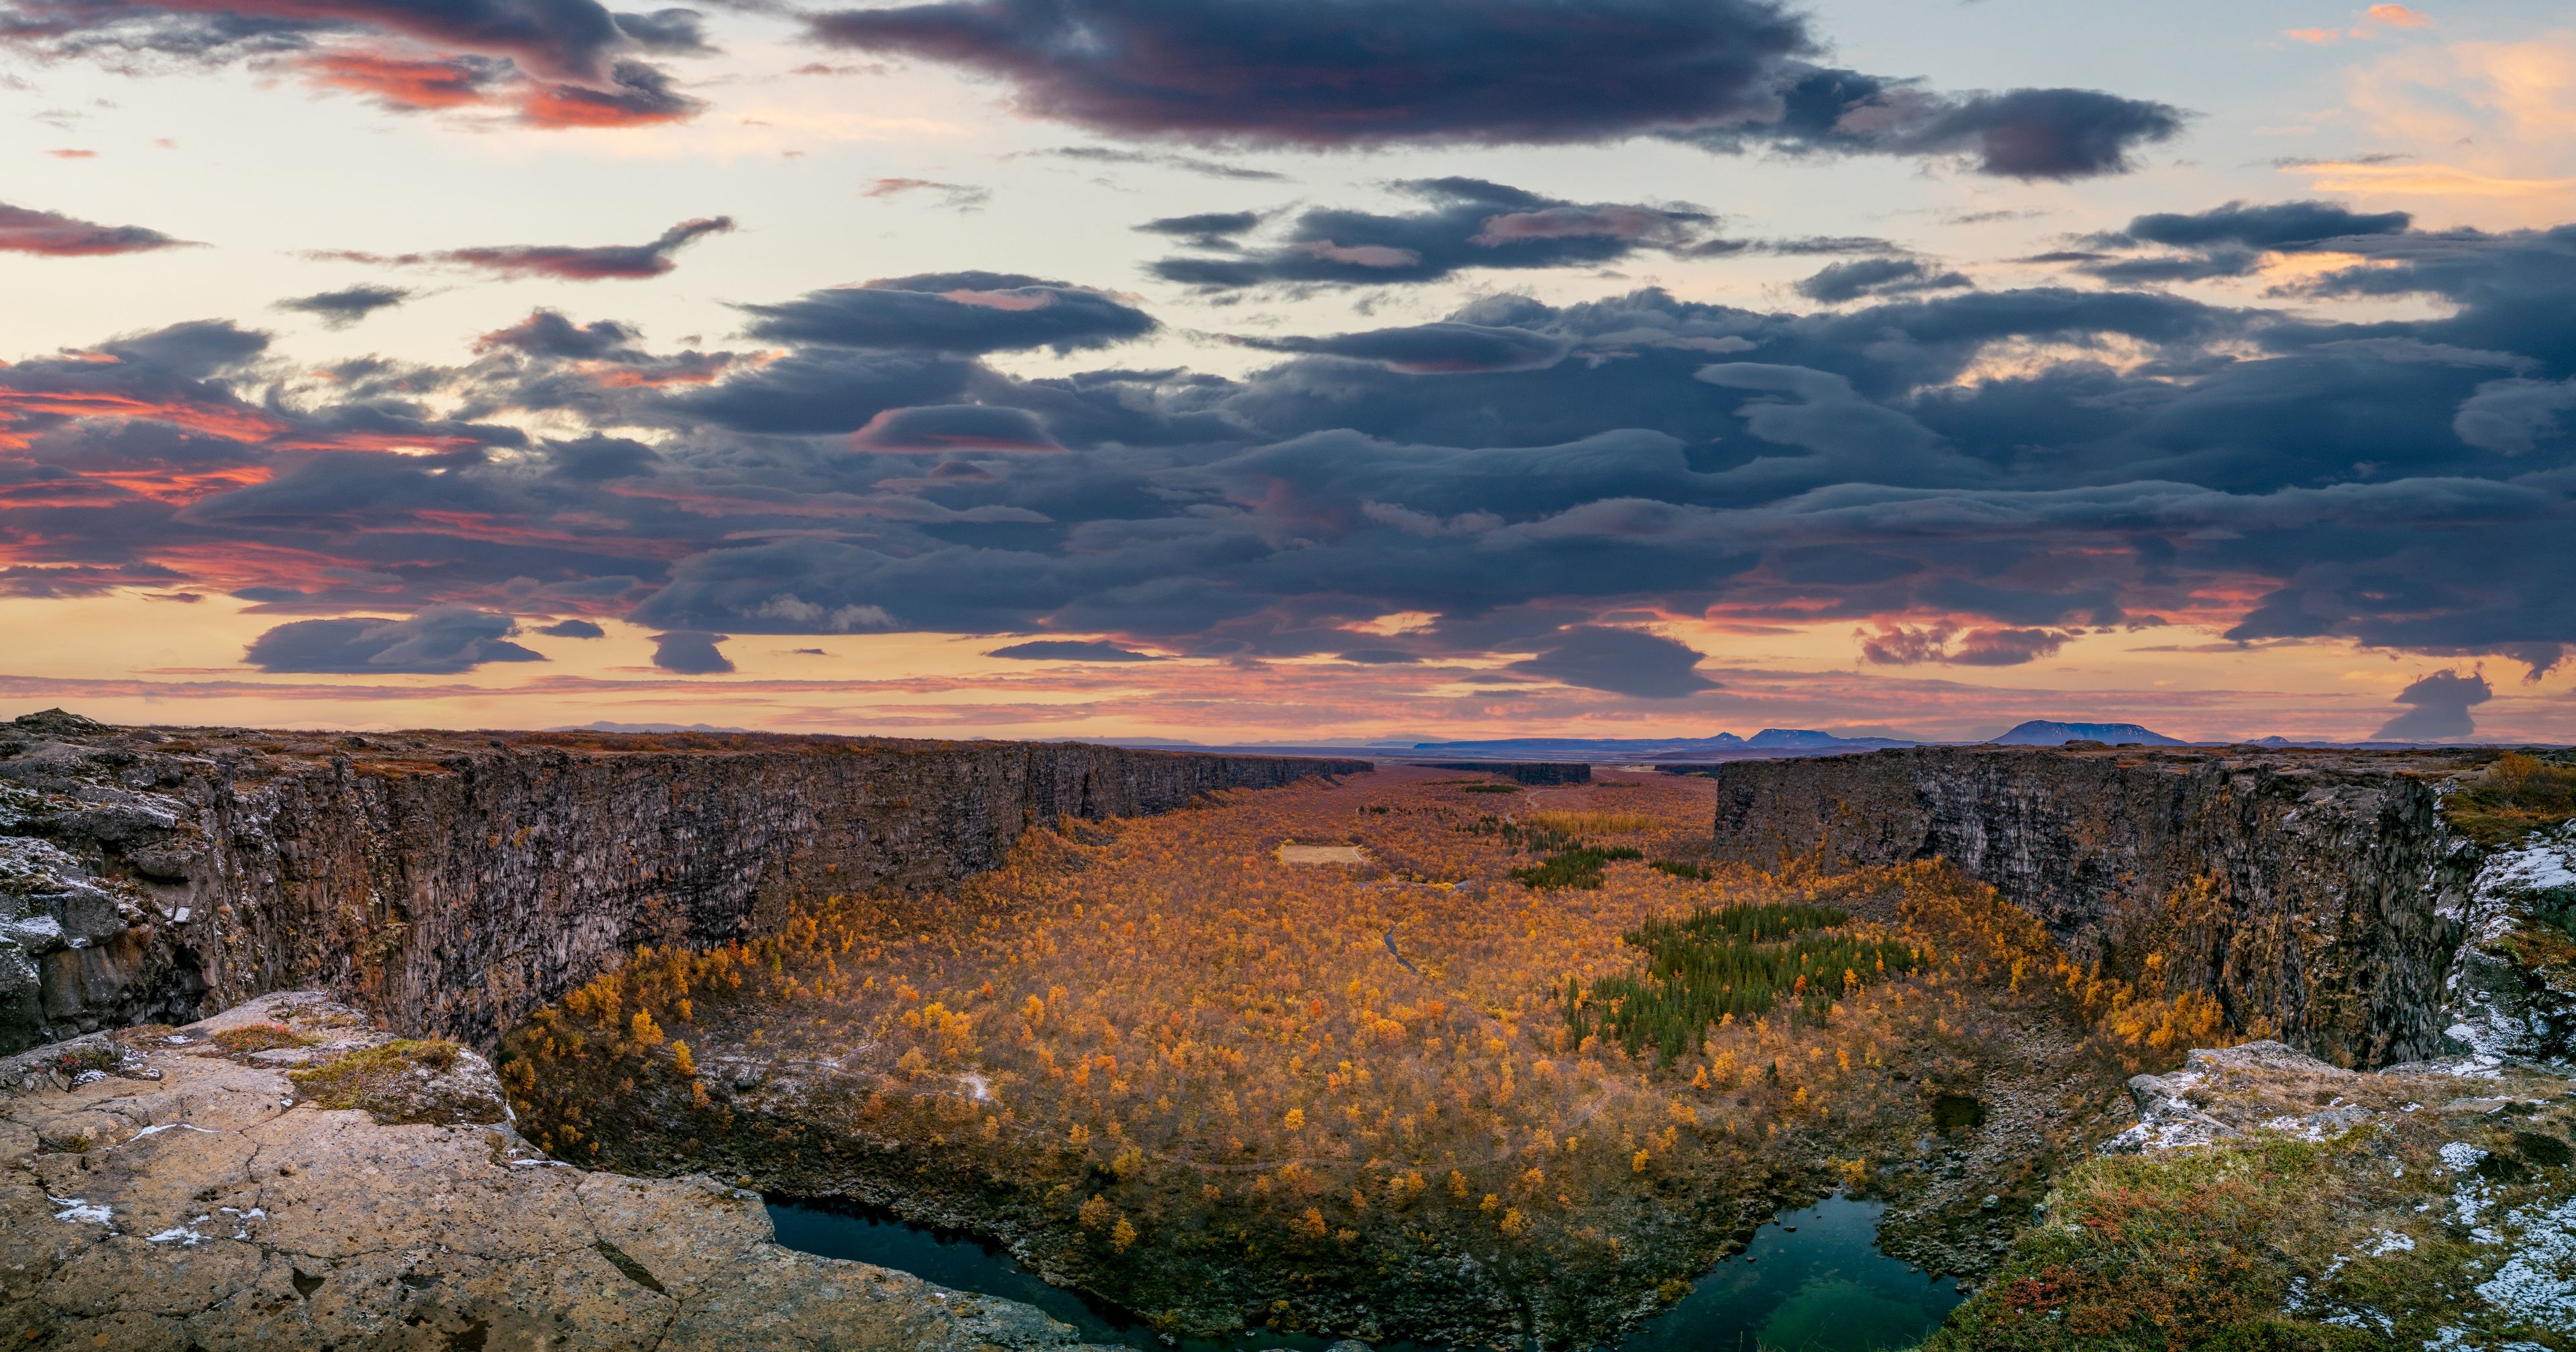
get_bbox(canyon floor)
[500,767,2190,1347]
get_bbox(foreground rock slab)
[1,992,1109,1351]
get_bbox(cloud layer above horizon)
[1,0,2571,742]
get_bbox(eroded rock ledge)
[0,710,1366,1052]
[1,991,1110,1350]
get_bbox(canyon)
[5,714,2571,1349]
[0,709,1363,1054]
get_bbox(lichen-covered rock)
[0,992,1114,1350]
[2440,825,2576,1070]
[0,712,1364,1052]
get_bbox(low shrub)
[2446,750,2576,845]
[209,1023,320,1057]
[288,1037,470,1122]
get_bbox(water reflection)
[767,1193,1957,1352]
[1618,1197,1959,1352]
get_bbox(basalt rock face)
[1417,760,1592,785]
[0,712,1364,1053]
[1701,746,2498,1068]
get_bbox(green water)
[767,1193,1957,1351]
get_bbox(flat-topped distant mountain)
[1986,720,2184,746]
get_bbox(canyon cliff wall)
[1698,746,2496,1067]
[0,711,1364,1052]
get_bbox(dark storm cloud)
[2373,670,2491,742]
[666,349,973,434]
[1136,211,1262,248]
[1509,627,1715,699]
[649,630,733,673]
[0,201,194,256]
[610,8,708,52]
[851,404,1060,452]
[275,284,413,328]
[1676,71,2184,179]
[477,310,641,357]
[1146,178,1713,291]
[2108,201,2414,251]
[1240,323,1572,374]
[739,273,1157,354]
[317,217,732,280]
[1,0,634,77]
[0,0,707,127]
[806,0,2178,178]
[1794,258,1972,304]
[242,606,543,673]
[537,618,605,637]
[806,0,1811,148]
[987,639,1163,661]
[2038,201,2424,286]
[12,195,2576,699]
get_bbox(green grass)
[1565,903,1915,1061]
[1650,860,1711,881]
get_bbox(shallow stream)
[767,1193,1959,1351]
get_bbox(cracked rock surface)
[2,991,1109,1351]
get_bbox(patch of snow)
[48,1196,110,1225]
[2361,1229,2417,1257]
[129,1122,217,1141]
[143,1227,199,1245]
[2441,1141,2489,1174]
[2475,1193,2576,1329]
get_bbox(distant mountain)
[1743,728,1911,749]
[1409,729,1914,760]
[1409,733,1742,757]
[550,720,753,734]
[1988,720,2184,747]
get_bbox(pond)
[767,1193,1959,1352]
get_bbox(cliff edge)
[1,991,1111,1349]
[0,711,1364,1052]
[1697,745,2502,1066]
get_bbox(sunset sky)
[3,0,2573,744]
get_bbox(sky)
[2,0,2574,745]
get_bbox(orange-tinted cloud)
[2367,5,2432,29]
[296,48,699,127]
[299,50,498,110]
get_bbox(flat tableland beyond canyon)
[3,711,2573,1350]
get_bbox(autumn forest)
[498,766,2222,1345]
